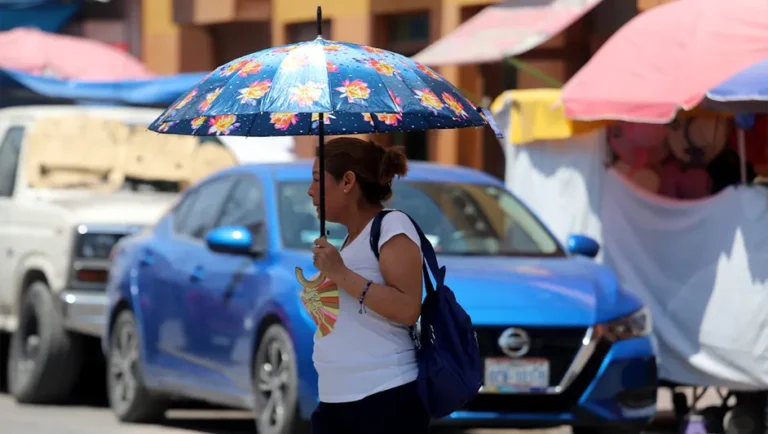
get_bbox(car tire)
[726,407,761,434]
[726,392,768,434]
[7,281,83,404]
[107,309,168,423]
[252,323,308,434]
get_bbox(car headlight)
[75,232,125,259]
[598,307,652,341]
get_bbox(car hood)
[37,190,177,226]
[434,256,642,326]
[281,252,643,328]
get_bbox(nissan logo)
[498,327,531,358]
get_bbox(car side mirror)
[205,226,256,256]
[566,234,600,259]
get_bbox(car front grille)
[475,326,588,388]
[466,339,611,414]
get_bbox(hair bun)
[378,145,408,186]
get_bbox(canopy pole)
[737,128,747,185]
[505,57,564,88]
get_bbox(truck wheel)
[107,310,167,423]
[252,323,307,434]
[7,281,83,404]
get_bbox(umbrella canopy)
[0,27,153,81]
[148,8,498,288]
[149,37,489,137]
[561,0,768,123]
[705,57,768,114]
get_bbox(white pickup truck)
[0,105,293,404]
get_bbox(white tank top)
[301,211,422,403]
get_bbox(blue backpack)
[370,210,482,418]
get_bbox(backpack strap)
[369,210,395,261]
[369,210,445,291]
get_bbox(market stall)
[492,87,768,432]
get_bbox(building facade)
[139,0,646,177]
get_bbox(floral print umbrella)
[149,37,490,136]
[148,8,500,288]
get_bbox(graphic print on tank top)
[300,278,340,337]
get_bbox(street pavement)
[0,374,707,434]
[0,358,707,434]
[0,392,681,434]
[0,393,564,434]
[0,393,561,434]
[0,373,716,434]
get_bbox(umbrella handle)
[295,232,328,289]
[295,267,325,289]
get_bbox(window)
[0,127,24,197]
[277,181,564,256]
[387,12,430,44]
[176,177,236,239]
[277,181,347,249]
[210,22,272,65]
[216,177,264,230]
[172,189,199,233]
[379,11,431,162]
[391,131,428,161]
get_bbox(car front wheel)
[252,323,307,434]
[107,309,167,423]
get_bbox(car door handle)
[190,266,205,282]
[139,250,154,266]
[223,259,252,303]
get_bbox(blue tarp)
[0,68,206,107]
[0,0,80,32]
[705,57,768,128]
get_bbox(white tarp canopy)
[503,128,768,390]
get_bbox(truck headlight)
[599,307,652,342]
[75,233,124,259]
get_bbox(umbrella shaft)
[317,8,326,238]
[318,113,326,237]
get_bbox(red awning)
[412,0,605,67]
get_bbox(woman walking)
[303,137,429,434]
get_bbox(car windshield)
[277,181,564,257]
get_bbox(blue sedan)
[103,160,657,434]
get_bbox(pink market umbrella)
[561,0,768,123]
[0,27,153,81]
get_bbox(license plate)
[482,357,550,393]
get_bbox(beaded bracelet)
[359,280,373,314]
